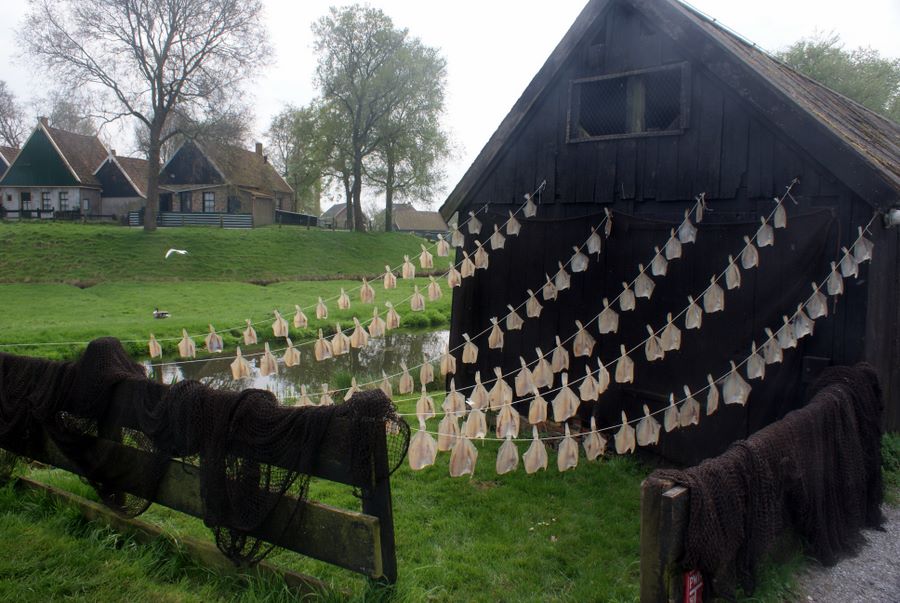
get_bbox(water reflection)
[145,330,449,401]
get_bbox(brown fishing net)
[653,363,884,598]
[0,338,409,565]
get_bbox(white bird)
[165,248,188,259]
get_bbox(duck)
[153,307,170,319]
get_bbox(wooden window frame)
[41,191,52,210]
[203,191,215,213]
[59,191,69,211]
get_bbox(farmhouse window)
[567,62,690,142]
[179,191,192,212]
[203,192,215,213]
[59,191,69,211]
[41,191,52,210]
[81,197,90,212]
[20,192,31,210]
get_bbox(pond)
[144,329,449,402]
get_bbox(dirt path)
[798,504,900,602]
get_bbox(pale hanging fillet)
[615,346,634,384]
[460,252,476,278]
[386,302,401,329]
[450,226,464,248]
[282,338,300,367]
[533,347,554,389]
[723,361,751,406]
[777,316,798,350]
[350,318,369,348]
[474,241,489,270]
[696,196,707,222]
[620,282,636,311]
[678,386,701,428]
[420,356,434,385]
[297,385,313,407]
[685,296,703,330]
[343,377,359,401]
[827,262,843,296]
[703,277,725,313]
[746,342,765,380]
[651,248,668,276]
[524,193,538,218]
[528,388,548,424]
[763,328,783,365]
[315,298,328,320]
[757,217,775,247]
[663,395,679,433]
[230,346,252,380]
[467,211,482,235]
[360,278,375,304]
[470,371,489,410]
[598,298,619,334]
[384,267,398,289]
[331,324,350,356]
[461,333,478,364]
[587,226,603,255]
[428,277,442,301]
[337,289,351,311]
[488,317,504,350]
[596,359,611,395]
[571,246,589,273]
[551,336,570,372]
[314,329,332,361]
[852,226,874,263]
[443,378,466,415]
[419,244,434,269]
[637,404,662,445]
[436,234,450,257]
[573,320,596,357]
[557,424,579,472]
[706,375,719,415]
[526,290,543,318]
[399,361,414,395]
[205,325,223,353]
[490,225,506,251]
[725,256,741,290]
[447,263,462,289]
[554,262,571,291]
[635,264,655,299]
[506,211,522,236]
[807,283,828,319]
[380,371,393,399]
[496,402,520,438]
[369,307,386,337]
[583,417,607,460]
[579,364,599,402]
[437,414,459,451]
[741,236,759,270]
[523,426,548,474]
[773,201,787,229]
[178,329,196,359]
[409,418,437,470]
[660,313,682,352]
[320,384,334,406]
[604,208,613,237]
[515,357,535,397]
[464,408,487,439]
[441,346,456,377]
[496,437,519,475]
[402,255,416,279]
[259,343,278,377]
[416,386,436,421]
[644,324,665,362]
[840,247,859,278]
[793,305,814,340]
[489,367,512,412]
[678,209,698,244]
[148,334,162,359]
[449,436,478,477]
[615,412,636,454]
[243,320,258,345]
[294,305,308,329]
[542,275,558,301]
[410,286,426,312]
[506,305,524,330]
[269,312,287,339]
[551,373,580,422]
[665,229,682,260]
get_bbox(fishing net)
[654,363,884,598]
[0,338,409,565]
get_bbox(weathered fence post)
[640,477,690,603]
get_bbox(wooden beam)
[640,478,690,603]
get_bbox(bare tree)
[0,81,28,148]
[21,0,271,231]
[33,87,99,136]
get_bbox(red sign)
[684,570,704,602]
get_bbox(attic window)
[567,62,690,142]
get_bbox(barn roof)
[202,143,293,195]
[322,203,347,218]
[95,154,150,198]
[0,146,19,168]
[44,124,108,186]
[441,0,900,219]
[392,205,448,232]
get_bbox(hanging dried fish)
[316,297,328,320]
[557,424,579,472]
[551,336,570,373]
[462,333,478,364]
[488,317,504,350]
[552,373,580,422]
[419,244,434,269]
[496,401,520,439]
[463,408,487,439]
[449,435,478,477]
[747,342,765,380]
[507,211,521,236]
[436,233,450,257]
[638,404,662,445]
[615,345,634,384]
[635,264,655,299]
[757,217,775,247]
[665,229,682,260]
[496,436,519,475]
[583,417,607,461]
[774,200,787,229]
[441,345,456,376]
[385,302,401,330]
[763,328,782,365]
[451,226,465,248]
[420,355,434,385]
[542,274,557,301]
[706,375,719,415]
[416,385,436,421]
[293,305,308,329]
[320,384,334,406]
[678,209,698,244]
[314,329,333,361]
[663,395,679,433]
[524,426,548,474]
[399,361,414,395]
[259,343,278,377]
[703,277,725,313]
[380,371,393,398]
[685,295,703,330]
[533,347,554,390]
[807,283,828,319]
[272,310,290,338]
[554,262,571,291]
[360,279,375,304]
[678,387,701,427]
[331,323,350,356]
[148,334,162,359]
[852,226,874,263]
[402,255,416,279]
[369,307,386,337]
[283,338,300,367]
[777,315,798,350]
[571,246,589,273]
[524,193,538,218]
[827,262,843,296]
[343,377,360,402]
[722,256,741,290]
[573,320,596,357]
[505,304,524,330]
[444,378,466,415]
[410,286,426,312]
[178,329,196,359]
[793,304,814,340]
[526,289,543,318]
[587,226,603,255]
[243,319,258,345]
[651,247,668,276]
[230,346,252,380]
[384,266,398,289]
[297,384,313,407]
[437,414,459,452]
[337,289,351,311]
[409,418,437,471]
[598,298,619,334]
[447,262,463,289]
[615,412,636,455]
[604,208,613,237]
[489,367,512,412]
[644,324,665,362]
[620,282,636,312]
[579,364,599,402]
[515,357,535,397]
[474,241,489,270]
[840,247,859,278]
[427,277,442,301]
[528,387,548,424]
[596,359,611,395]
[467,210,482,235]
[490,224,506,251]
[470,371,489,410]
[205,325,223,353]
[695,195,707,223]
[461,251,477,279]
[660,313,682,352]
[741,236,759,270]
[723,361,751,406]
[350,317,369,348]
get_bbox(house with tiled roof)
[94,152,150,217]
[390,203,448,238]
[0,146,19,176]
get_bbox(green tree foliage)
[777,32,900,123]
[266,104,331,215]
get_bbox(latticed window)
[41,191,52,210]
[59,191,69,211]
[203,192,215,213]
[568,62,690,142]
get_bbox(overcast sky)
[2,0,898,207]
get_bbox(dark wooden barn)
[440,0,900,464]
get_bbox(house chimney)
[255,142,263,156]
[39,116,48,126]
[110,149,116,156]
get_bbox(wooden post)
[361,425,398,584]
[640,478,690,603]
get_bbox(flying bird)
[165,248,188,259]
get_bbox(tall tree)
[0,81,28,148]
[34,87,99,136]
[777,33,900,123]
[21,0,271,231]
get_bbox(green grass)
[883,432,900,505]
